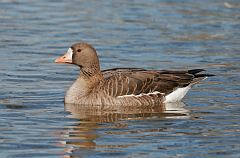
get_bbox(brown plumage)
[55,42,214,106]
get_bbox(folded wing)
[101,68,212,98]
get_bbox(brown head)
[55,42,101,72]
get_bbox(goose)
[55,42,214,106]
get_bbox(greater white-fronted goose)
[55,42,214,106]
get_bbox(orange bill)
[55,48,73,63]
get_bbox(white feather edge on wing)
[116,87,190,103]
[116,76,209,102]
[116,91,164,98]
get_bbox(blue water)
[0,0,240,158]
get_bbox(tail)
[188,69,215,85]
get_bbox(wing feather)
[102,68,208,98]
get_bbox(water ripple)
[0,0,240,158]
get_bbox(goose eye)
[77,49,81,52]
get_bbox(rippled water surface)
[1,0,240,158]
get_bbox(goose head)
[55,42,100,69]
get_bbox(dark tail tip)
[188,69,205,75]
[188,69,215,78]
[194,73,215,78]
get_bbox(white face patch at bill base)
[65,48,73,60]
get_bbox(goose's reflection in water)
[61,103,189,157]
